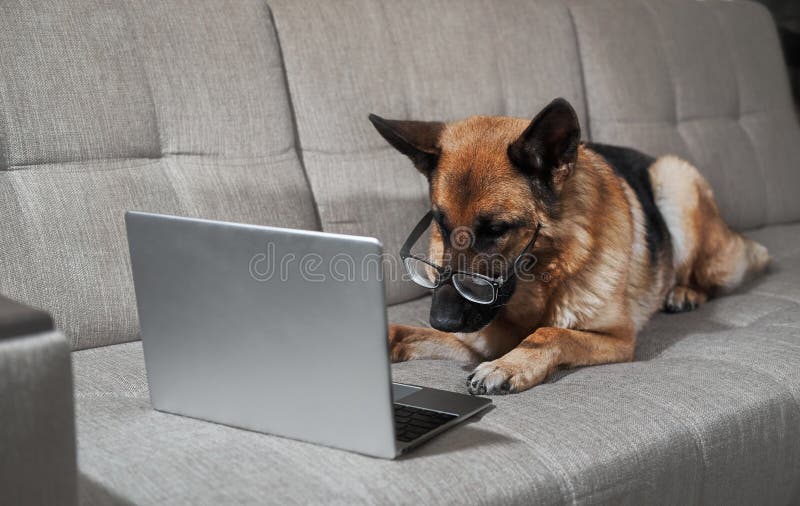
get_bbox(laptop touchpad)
[392,383,421,401]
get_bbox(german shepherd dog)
[369,98,770,395]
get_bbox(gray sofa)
[2,0,799,504]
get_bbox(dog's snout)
[429,284,468,332]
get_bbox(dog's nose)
[429,284,468,332]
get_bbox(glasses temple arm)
[523,223,543,254]
[400,211,434,257]
[511,223,543,272]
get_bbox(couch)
[2,0,799,504]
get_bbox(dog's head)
[369,98,580,333]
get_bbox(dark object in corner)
[0,295,54,339]
[753,0,800,118]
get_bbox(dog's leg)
[651,155,770,309]
[467,327,634,395]
[389,324,484,364]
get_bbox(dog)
[368,98,770,395]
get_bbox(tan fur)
[650,156,771,300]
[384,115,769,394]
[389,324,482,363]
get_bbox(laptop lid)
[126,211,397,458]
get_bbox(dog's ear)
[507,98,581,185]
[368,114,445,176]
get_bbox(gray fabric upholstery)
[1,0,799,504]
[72,223,800,504]
[743,223,800,307]
[1,330,77,506]
[1,0,795,340]
[269,0,588,305]
[0,295,53,339]
[0,0,319,350]
[569,0,800,230]
[386,294,430,329]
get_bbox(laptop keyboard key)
[393,403,457,443]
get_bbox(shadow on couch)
[79,472,135,506]
[402,419,518,459]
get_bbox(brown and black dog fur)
[369,98,770,395]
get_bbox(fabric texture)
[72,223,800,505]
[2,0,800,504]
[1,330,77,506]
[0,0,319,350]
[0,294,53,339]
[569,0,800,230]
[386,295,431,329]
[269,0,588,305]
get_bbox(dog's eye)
[483,223,511,239]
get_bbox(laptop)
[125,211,491,459]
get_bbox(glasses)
[400,211,542,305]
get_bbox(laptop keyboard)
[393,404,457,442]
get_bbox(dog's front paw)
[466,352,554,395]
[388,324,414,362]
[389,341,413,362]
[388,324,483,363]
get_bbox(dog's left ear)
[368,114,445,177]
[507,98,581,185]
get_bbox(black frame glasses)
[399,211,542,304]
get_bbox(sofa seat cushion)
[73,224,800,505]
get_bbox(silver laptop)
[125,211,491,459]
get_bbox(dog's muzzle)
[429,284,471,332]
[429,278,514,333]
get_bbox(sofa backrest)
[269,0,589,305]
[0,0,319,349]
[1,0,798,350]
[269,0,800,308]
[569,0,800,230]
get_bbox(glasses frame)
[399,211,542,305]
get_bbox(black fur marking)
[664,298,698,313]
[525,174,559,216]
[585,142,670,265]
[473,215,523,251]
